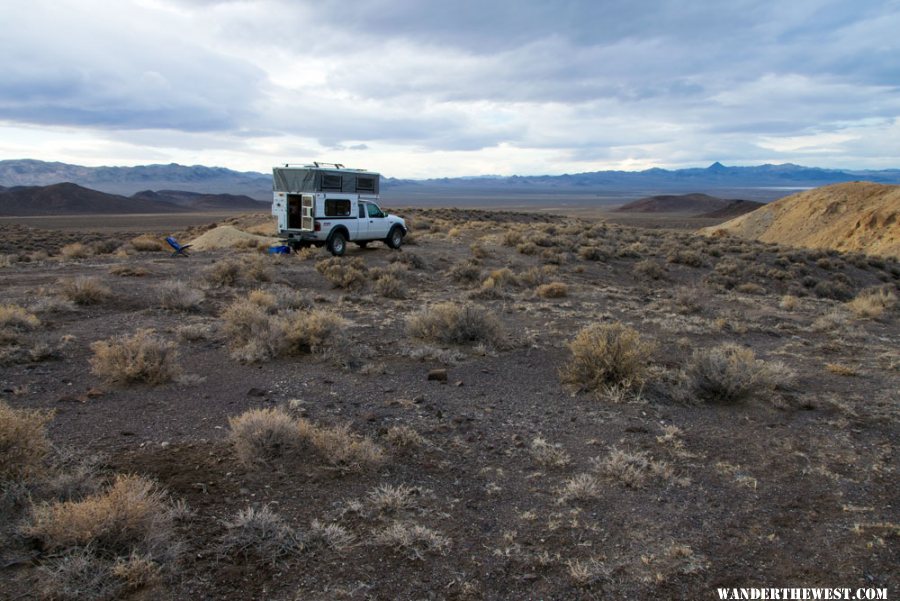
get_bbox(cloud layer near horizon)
[0,0,898,176]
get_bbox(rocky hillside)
[615,193,762,216]
[703,181,900,258]
[0,183,187,215]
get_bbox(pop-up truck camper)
[272,162,407,256]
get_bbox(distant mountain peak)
[707,161,727,171]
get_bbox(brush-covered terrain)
[1,208,898,600]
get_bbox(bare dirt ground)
[1,207,898,601]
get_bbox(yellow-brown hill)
[701,181,900,258]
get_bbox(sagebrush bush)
[0,304,40,332]
[634,259,664,280]
[228,408,383,469]
[592,448,674,487]
[448,260,482,285]
[59,242,92,260]
[536,282,568,298]
[0,400,53,481]
[228,407,303,465]
[89,329,181,385]
[157,280,204,311]
[375,273,407,299]
[667,250,704,267]
[130,235,163,252]
[847,287,896,318]
[407,302,504,346]
[25,474,177,557]
[220,506,302,565]
[560,323,653,393]
[373,522,450,560]
[677,343,793,404]
[315,257,367,289]
[58,277,111,305]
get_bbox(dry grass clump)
[204,256,273,287]
[385,425,426,449]
[635,259,665,280]
[535,282,568,298]
[157,280,204,312]
[365,483,424,515]
[560,323,654,394]
[0,303,41,333]
[220,506,302,565]
[228,407,383,470]
[59,242,92,260]
[779,295,800,311]
[221,294,345,363]
[58,276,111,305]
[0,400,53,481]
[373,522,450,560]
[578,246,610,261]
[109,264,149,277]
[847,287,897,319]
[228,407,302,465]
[530,437,571,467]
[89,329,181,385]
[448,260,483,285]
[307,519,355,552]
[374,273,407,299]
[130,235,164,252]
[407,302,504,346]
[667,250,704,267]
[676,343,794,404]
[315,256,368,289]
[592,448,674,488]
[25,474,179,559]
[557,473,603,504]
[567,557,609,587]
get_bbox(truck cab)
[272,163,407,256]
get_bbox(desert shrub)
[228,407,303,465]
[89,329,181,385]
[157,280,204,312]
[516,242,539,255]
[109,264,149,277]
[502,230,524,246]
[448,260,482,285]
[592,448,673,487]
[315,257,367,289]
[667,250,704,268]
[283,310,346,354]
[307,519,355,552]
[673,288,702,314]
[373,522,450,560]
[536,282,568,298]
[407,302,504,346]
[25,474,178,558]
[0,253,15,268]
[779,295,800,311]
[0,401,53,481]
[0,304,40,332]
[390,252,426,270]
[578,246,609,261]
[814,278,853,301]
[677,343,793,404]
[375,274,407,299]
[557,473,602,503]
[298,419,385,468]
[560,323,654,393]
[634,259,664,280]
[59,243,92,260]
[58,277,111,305]
[204,259,242,287]
[240,255,274,283]
[485,267,519,288]
[847,287,897,318]
[530,437,571,467]
[130,235,163,252]
[385,425,426,449]
[247,288,277,310]
[220,506,302,565]
[735,282,765,295]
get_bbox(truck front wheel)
[386,226,404,249]
[327,231,347,256]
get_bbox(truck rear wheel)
[386,226,404,249]
[327,231,347,256]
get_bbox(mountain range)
[2,159,900,203]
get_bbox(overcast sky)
[1,0,898,177]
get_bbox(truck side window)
[366,203,384,218]
[324,199,351,217]
[358,203,366,218]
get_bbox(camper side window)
[356,176,375,193]
[324,199,351,217]
[322,174,343,191]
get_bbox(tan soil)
[187,224,280,250]
[703,181,900,258]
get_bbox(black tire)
[327,231,347,256]
[386,226,404,249]
[355,240,369,249]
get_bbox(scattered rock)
[427,368,448,382]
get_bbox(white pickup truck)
[272,163,407,256]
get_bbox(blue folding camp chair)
[166,236,191,257]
